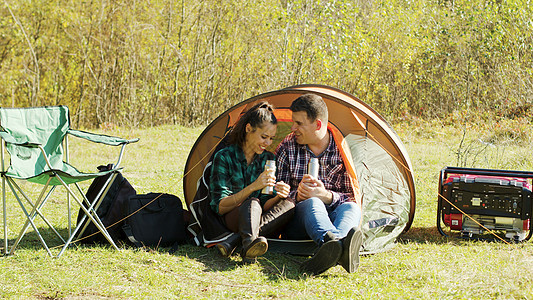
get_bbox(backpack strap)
[122,224,143,247]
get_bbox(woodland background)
[1,0,532,128]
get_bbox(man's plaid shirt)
[275,131,354,209]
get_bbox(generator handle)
[526,223,533,241]
[437,168,448,237]
[442,166,533,180]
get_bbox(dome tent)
[184,84,415,254]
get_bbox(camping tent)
[184,84,415,254]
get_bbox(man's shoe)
[300,233,342,275]
[339,227,363,273]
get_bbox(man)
[276,93,363,275]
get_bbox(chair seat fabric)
[3,163,120,185]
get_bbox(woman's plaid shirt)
[209,144,275,214]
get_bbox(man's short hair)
[290,93,328,122]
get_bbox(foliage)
[1,0,532,127]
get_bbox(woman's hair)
[228,102,277,147]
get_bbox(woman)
[209,102,294,259]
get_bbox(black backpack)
[76,164,137,244]
[122,193,188,247]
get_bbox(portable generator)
[437,166,533,242]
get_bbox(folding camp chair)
[0,106,138,257]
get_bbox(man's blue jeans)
[283,197,362,245]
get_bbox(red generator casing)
[437,167,533,242]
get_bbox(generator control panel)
[442,175,531,220]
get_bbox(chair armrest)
[0,131,41,148]
[67,129,139,146]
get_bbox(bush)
[1,0,531,127]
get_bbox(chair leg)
[64,135,72,237]
[17,185,62,239]
[67,190,71,238]
[1,140,6,255]
[5,178,53,256]
[3,171,122,258]
[9,179,64,248]
[56,178,119,258]
[2,175,7,255]
[75,173,117,240]
[73,181,113,237]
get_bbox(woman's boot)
[259,199,295,237]
[239,198,268,259]
[216,233,241,257]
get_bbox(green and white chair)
[0,106,138,257]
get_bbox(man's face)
[291,111,318,145]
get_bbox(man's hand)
[296,174,333,204]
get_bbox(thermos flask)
[261,160,276,194]
[308,157,319,178]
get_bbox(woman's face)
[244,122,277,155]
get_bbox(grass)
[1,121,533,299]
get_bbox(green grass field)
[1,122,533,299]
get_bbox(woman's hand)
[263,181,291,210]
[274,181,290,199]
[250,168,276,191]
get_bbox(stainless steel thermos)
[308,157,319,178]
[261,160,276,194]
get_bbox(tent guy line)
[354,114,517,247]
